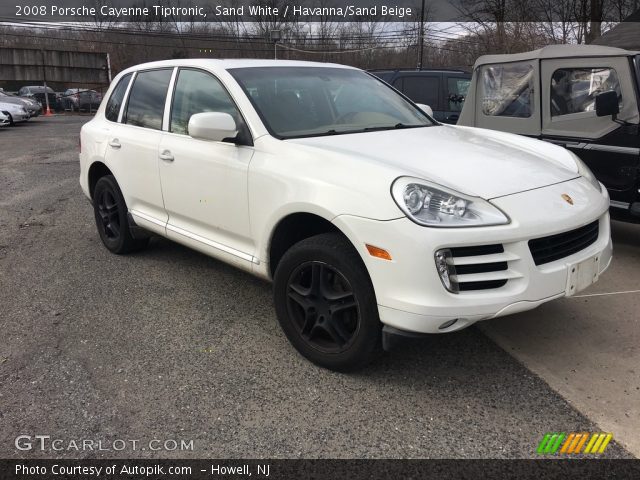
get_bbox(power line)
[0,20,483,57]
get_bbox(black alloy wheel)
[286,261,360,354]
[274,233,382,371]
[92,175,148,254]
[96,188,121,241]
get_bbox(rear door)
[103,68,173,234]
[541,57,640,205]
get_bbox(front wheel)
[93,175,148,254]
[273,233,382,371]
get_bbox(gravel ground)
[0,116,633,459]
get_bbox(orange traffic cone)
[44,106,53,116]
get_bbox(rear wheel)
[93,175,148,254]
[274,233,382,371]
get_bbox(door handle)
[159,150,174,162]
[108,139,121,149]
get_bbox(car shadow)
[611,218,640,247]
[134,236,615,442]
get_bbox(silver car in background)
[0,101,29,124]
[0,111,10,127]
[0,90,42,117]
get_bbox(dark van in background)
[369,69,471,124]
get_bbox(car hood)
[287,124,579,199]
[0,102,24,112]
[0,96,25,107]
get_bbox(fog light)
[439,319,458,330]
[434,248,458,293]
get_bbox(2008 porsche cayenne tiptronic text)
[79,60,612,371]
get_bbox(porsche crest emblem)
[561,194,574,205]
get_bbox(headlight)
[391,177,510,227]
[570,152,601,192]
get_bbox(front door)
[158,68,255,269]
[540,57,640,206]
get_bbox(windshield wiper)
[362,123,423,132]
[285,124,426,139]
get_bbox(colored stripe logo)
[537,432,613,455]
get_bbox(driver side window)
[170,69,243,135]
[550,68,622,117]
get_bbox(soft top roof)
[473,44,638,68]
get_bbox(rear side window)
[105,73,132,122]
[395,76,440,107]
[124,69,173,130]
[447,77,470,112]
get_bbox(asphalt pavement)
[0,116,634,459]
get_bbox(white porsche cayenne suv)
[80,60,612,371]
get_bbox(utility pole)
[41,49,52,116]
[417,0,425,69]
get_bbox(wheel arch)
[88,161,114,200]
[267,212,358,279]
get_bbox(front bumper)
[333,177,612,334]
[3,110,28,122]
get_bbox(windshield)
[229,67,434,139]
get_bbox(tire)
[273,233,382,371]
[93,175,148,254]
[7,113,14,126]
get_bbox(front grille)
[528,220,599,266]
[448,244,516,292]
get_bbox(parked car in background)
[62,88,82,111]
[0,111,10,127]
[62,89,102,112]
[81,59,611,371]
[78,90,102,111]
[369,68,471,124]
[458,44,640,222]
[0,101,29,124]
[18,85,59,111]
[0,90,42,117]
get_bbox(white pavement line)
[569,289,640,298]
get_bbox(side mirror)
[416,103,434,117]
[188,112,238,142]
[595,90,619,118]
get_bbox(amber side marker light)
[366,244,392,261]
